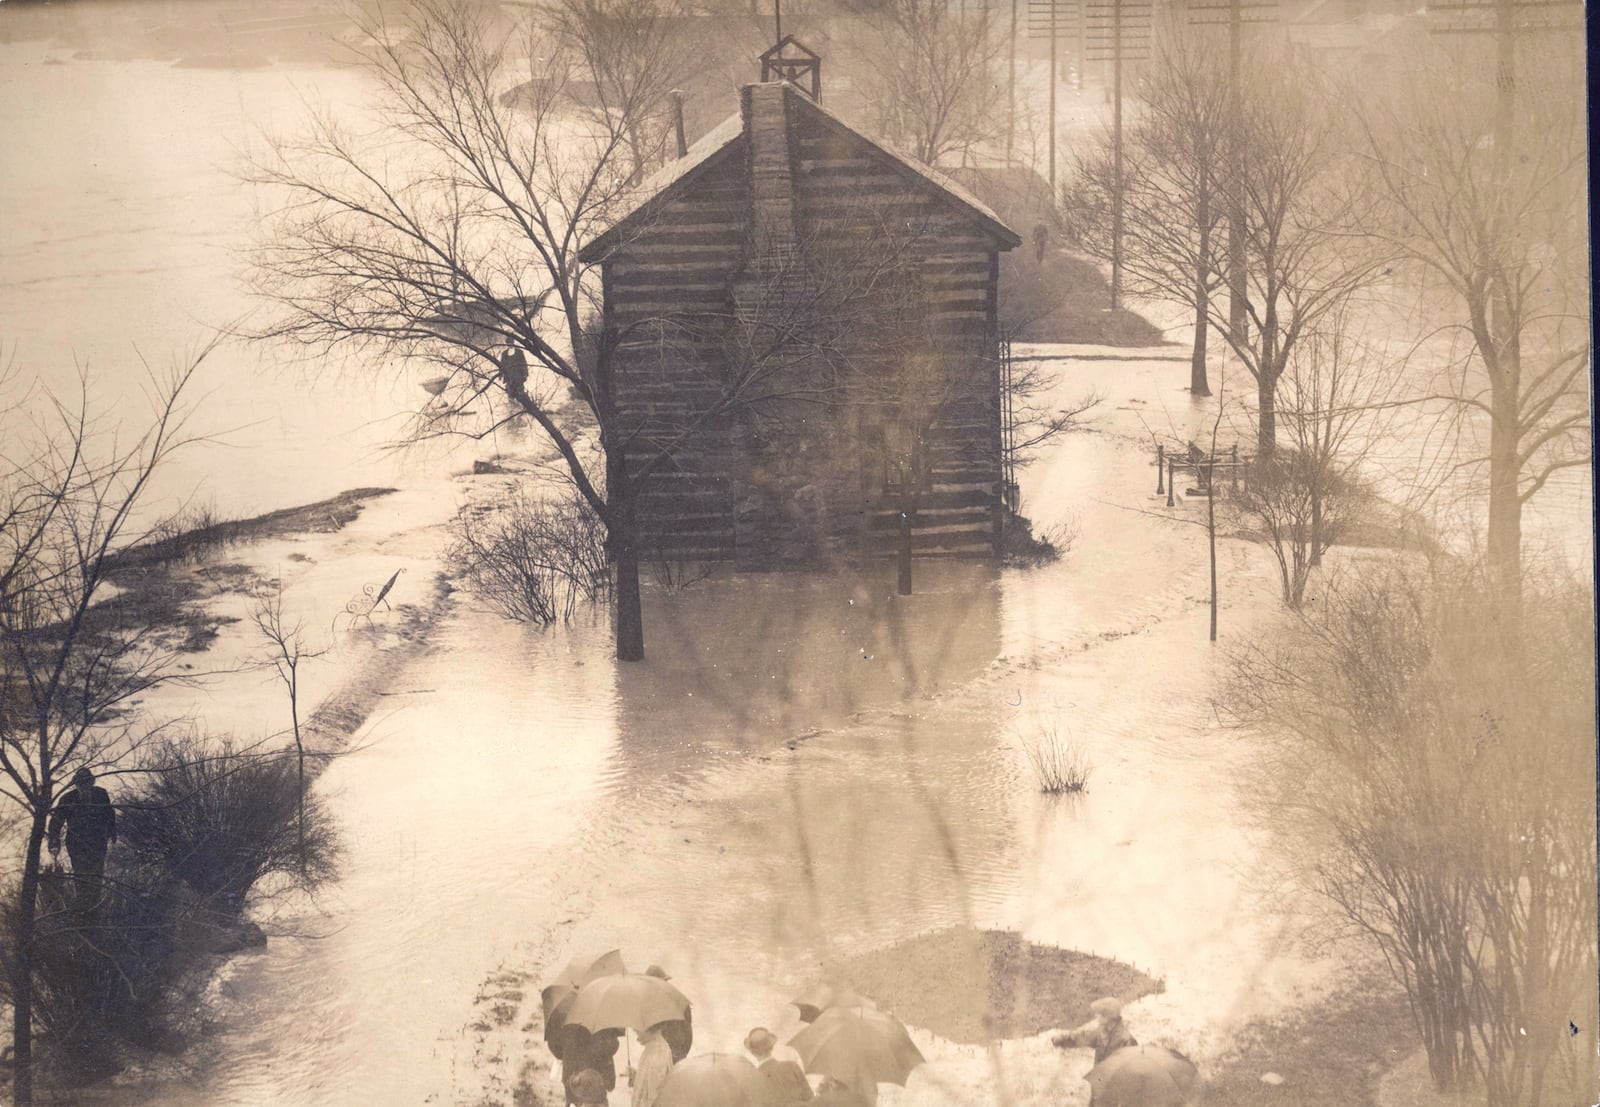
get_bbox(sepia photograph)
[0,0,1592,1103]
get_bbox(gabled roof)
[579,82,1022,262]
[579,111,746,263]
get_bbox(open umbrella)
[542,984,578,1056]
[1086,1045,1200,1107]
[657,1053,766,1107]
[566,972,691,1035]
[787,1005,925,1092]
[792,984,877,1023]
[551,949,629,990]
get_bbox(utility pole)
[1187,0,1274,343]
[1085,0,1149,309]
[1008,0,1018,163]
[1028,0,1078,196]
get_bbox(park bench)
[1155,442,1250,507]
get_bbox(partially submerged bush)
[448,490,609,623]
[119,733,340,918]
[1019,720,1092,795]
[1002,509,1077,569]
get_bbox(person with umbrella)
[1052,998,1140,1105]
[557,1024,621,1106]
[644,965,693,1063]
[787,1005,925,1107]
[745,1027,813,1106]
[630,1022,676,1107]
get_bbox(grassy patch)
[1196,967,1417,1107]
[836,926,1162,1044]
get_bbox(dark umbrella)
[542,984,578,1057]
[793,984,877,1024]
[657,1053,766,1107]
[787,1005,925,1093]
[1086,1045,1200,1107]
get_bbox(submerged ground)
[89,347,1429,1107]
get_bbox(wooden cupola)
[759,35,821,100]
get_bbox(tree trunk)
[292,685,306,878]
[1310,486,1322,567]
[1207,467,1218,642]
[1257,371,1277,458]
[1486,397,1522,615]
[613,504,645,662]
[897,501,913,596]
[1191,191,1212,397]
[12,811,47,1107]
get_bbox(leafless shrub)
[1019,719,1091,795]
[648,556,712,592]
[1230,453,1370,609]
[447,491,609,624]
[1226,563,1597,1103]
[1001,510,1078,569]
[144,497,231,565]
[118,732,341,918]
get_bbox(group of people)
[556,974,1138,1107]
[557,967,882,1107]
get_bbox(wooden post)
[1156,444,1165,494]
[1166,460,1176,507]
[1230,443,1239,489]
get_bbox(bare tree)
[542,0,697,183]
[249,582,328,877]
[1064,28,1230,396]
[0,356,207,1106]
[1207,47,1378,456]
[1231,307,1397,608]
[1359,41,1589,607]
[247,0,773,662]
[850,0,1006,166]
[1227,563,1597,1104]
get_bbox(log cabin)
[579,58,1022,571]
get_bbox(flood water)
[3,5,1593,1106]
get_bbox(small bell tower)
[759,35,821,100]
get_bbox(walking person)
[47,767,116,906]
[559,1025,621,1107]
[746,1027,813,1106]
[644,965,693,1062]
[630,1022,675,1107]
[1052,997,1139,1105]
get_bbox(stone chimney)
[741,82,798,274]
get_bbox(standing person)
[47,767,116,903]
[745,1027,813,1106]
[644,965,692,1062]
[559,1025,621,1106]
[1052,997,1139,1105]
[630,1023,675,1107]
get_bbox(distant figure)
[630,1022,675,1107]
[1052,997,1139,1105]
[811,1076,870,1107]
[1032,222,1049,264]
[47,768,116,901]
[559,1025,620,1106]
[644,965,693,1062]
[746,1027,813,1106]
[567,1068,609,1106]
[498,347,529,396]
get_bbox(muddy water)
[0,4,460,522]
